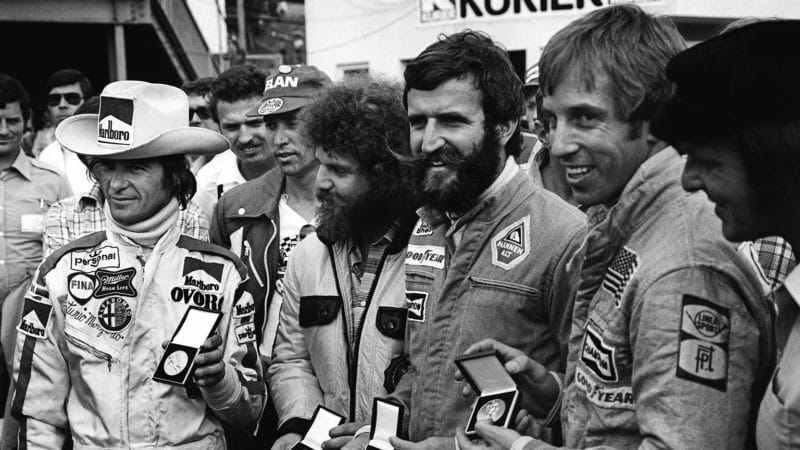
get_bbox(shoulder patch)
[235,322,257,345]
[602,246,639,307]
[18,296,52,339]
[39,231,107,282]
[676,295,730,391]
[491,216,531,270]
[406,291,427,322]
[176,235,248,280]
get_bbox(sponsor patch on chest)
[601,246,639,306]
[93,268,137,298]
[182,257,223,283]
[70,246,120,271]
[412,220,434,236]
[18,296,52,339]
[677,295,730,391]
[580,325,618,382]
[235,322,257,344]
[233,292,256,318]
[405,291,427,322]
[575,366,635,410]
[405,245,445,270]
[96,297,133,332]
[491,216,530,270]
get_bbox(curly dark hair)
[300,77,415,211]
[208,64,266,123]
[181,77,215,97]
[87,155,196,210]
[403,30,524,157]
[0,73,31,124]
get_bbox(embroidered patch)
[406,291,427,322]
[233,292,256,318]
[97,96,134,148]
[580,325,618,382]
[491,216,530,270]
[677,295,729,391]
[97,297,133,332]
[70,246,120,271]
[601,246,639,306]
[18,296,52,339]
[575,366,635,410]
[405,245,445,270]
[412,220,434,236]
[257,98,284,115]
[93,268,137,298]
[169,287,223,312]
[182,257,223,283]
[235,322,256,344]
[67,272,96,305]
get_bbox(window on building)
[339,63,369,80]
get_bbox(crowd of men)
[0,4,798,449]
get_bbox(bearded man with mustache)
[267,79,418,450]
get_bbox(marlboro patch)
[233,292,255,318]
[97,96,134,148]
[676,295,729,392]
[491,216,530,270]
[182,257,223,283]
[93,268,137,298]
[18,297,52,339]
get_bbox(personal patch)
[97,96,134,148]
[18,297,52,339]
[575,366,635,410]
[235,322,257,345]
[233,292,256,318]
[580,326,618,382]
[67,272,96,305]
[93,267,137,298]
[97,297,133,332]
[182,257,223,283]
[405,245,445,270]
[71,246,120,271]
[491,216,530,270]
[602,246,639,306]
[406,291,427,322]
[412,220,434,236]
[677,295,730,391]
[257,98,284,115]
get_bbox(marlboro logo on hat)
[97,96,134,148]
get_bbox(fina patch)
[406,291,427,322]
[97,96,134,148]
[405,245,445,270]
[233,292,256,318]
[182,257,223,283]
[18,297,52,339]
[491,216,530,270]
[67,272,96,305]
[97,297,133,332]
[575,366,635,410]
[580,325,618,382]
[412,220,434,236]
[235,322,257,345]
[71,246,120,271]
[92,268,137,298]
[257,98,284,115]
[602,246,639,307]
[677,295,730,391]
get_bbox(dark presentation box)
[153,306,222,386]
[455,350,519,437]
[366,398,403,450]
[293,405,346,450]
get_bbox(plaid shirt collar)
[77,183,104,212]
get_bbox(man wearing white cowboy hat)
[12,81,266,449]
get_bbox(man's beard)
[316,182,390,245]
[410,127,502,214]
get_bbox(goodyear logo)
[405,245,445,270]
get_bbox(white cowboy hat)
[55,80,229,159]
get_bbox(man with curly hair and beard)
[267,78,418,450]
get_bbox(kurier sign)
[418,0,661,25]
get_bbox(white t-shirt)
[277,194,316,280]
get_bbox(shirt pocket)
[299,296,341,327]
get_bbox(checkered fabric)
[753,236,796,290]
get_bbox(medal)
[476,399,506,423]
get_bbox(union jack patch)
[602,246,639,307]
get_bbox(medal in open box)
[455,349,519,436]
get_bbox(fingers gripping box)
[455,350,519,437]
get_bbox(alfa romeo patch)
[97,297,133,332]
[676,295,730,391]
[491,216,530,270]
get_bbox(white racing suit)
[12,227,266,449]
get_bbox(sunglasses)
[190,107,211,121]
[47,93,83,106]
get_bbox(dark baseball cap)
[246,64,331,117]
[652,20,800,144]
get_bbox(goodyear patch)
[93,267,137,298]
[412,220,434,236]
[580,325,618,382]
[406,291,427,322]
[677,295,729,391]
[575,366,635,410]
[97,96,134,148]
[405,245,445,270]
[491,216,530,270]
[235,322,256,345]
[233,292,256,318]
[18,296,52,339]
[71,246,120,271]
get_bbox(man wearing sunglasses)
[37,69,94,195]
[182,77,218,174]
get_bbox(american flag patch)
[602,246,639,306]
